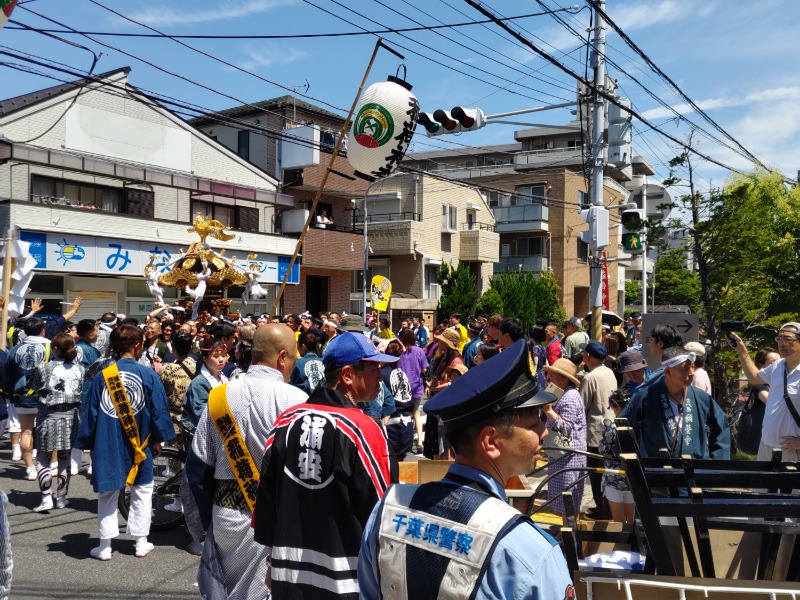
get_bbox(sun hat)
[617,350,648,373]
[542,358,580,387]
[434,328,461,351]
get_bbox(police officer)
[358,338,574,600]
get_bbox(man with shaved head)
[184,323,308,599]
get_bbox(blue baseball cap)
[322,331,399,370]
[425,339,556,433]
[584,340,608,359]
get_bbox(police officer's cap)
[425,339,556,433]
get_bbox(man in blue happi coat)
[620,345,730,459]
[76,324,174,561]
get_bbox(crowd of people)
[1,295,799,599]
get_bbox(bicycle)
[118,445,187,531]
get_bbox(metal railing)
[491,204,549,224]
[354,211,422,224]
[461,221,495,232]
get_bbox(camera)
[720,320,746,345]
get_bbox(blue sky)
[4,0,800,195]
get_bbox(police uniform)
[358,339,575,600]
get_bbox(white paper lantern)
[347,76,419,181]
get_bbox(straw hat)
[435,328,461,351]
[542,358,580,387]
[446,362,469,377]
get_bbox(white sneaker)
[33,496,53,512]
[135,539,155,558]
[164,498,183,513]
[55,497,69,509]
[25,466,37,481]
[90,545,112,561]
[11,446,21,461]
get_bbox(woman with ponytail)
[30,333,85,512]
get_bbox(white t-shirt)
[759,358,800,447]
[316,215,331,229]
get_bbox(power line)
[462,0,750,179]
[2,8,572,39]
[15,5,347,113]
[533,0,757,168]
[302,0,567,104]
[585,0,769,171]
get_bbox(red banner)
[601,251,610,310]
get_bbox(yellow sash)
[102,363,150,487]
[208,384,260,513]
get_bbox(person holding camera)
[732,322,800,461]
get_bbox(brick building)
[189,97,367,317]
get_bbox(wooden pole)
[1,230,14,351]
[269,38,388,320]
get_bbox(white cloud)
[640,86,800,120]
[129,0,296,27]
[237,44,308,70]
[613,1,716,31]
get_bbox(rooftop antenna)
[288,79,310,123]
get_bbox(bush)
[436,262,477,323]
[488,271,565,330]
[476,288,504,317]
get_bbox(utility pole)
[589,0,607,342]
[641,175,648,314]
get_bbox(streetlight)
[361,173,403,320]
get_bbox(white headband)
[662,352,696,369]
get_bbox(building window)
[578,190,590,209]
[238,130,250,161]
[508,237,545,256]
[191,200,257,232]
[567,140,582,149]
[441,203,457,232]
[515,185,546,206]
[577,238,589,263]
[488,191,499,207]
[30,174,150,217]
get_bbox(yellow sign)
[370,275,392,312]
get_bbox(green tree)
[624,280,642,306]
[652,249,700,311]
[436,262,477,323]
[662,147,799,408]
[476,287,504,317]
[488,271,565,330]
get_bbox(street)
[0,445,200,600]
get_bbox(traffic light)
[621,208,645,253]
[579,206,610,251]
[417,107,486,136]
[418,112,444,135]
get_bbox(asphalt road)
[0,445,200,600]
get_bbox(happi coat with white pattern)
[184,365,307,600]
[253,386,393,600]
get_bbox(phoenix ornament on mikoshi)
[143,214,256,316]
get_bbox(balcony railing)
[354,211,422,225]
[494,256,549,273]
[461,221,495,232]
[492,204,549,224]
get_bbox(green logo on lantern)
[353,103,394,149]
